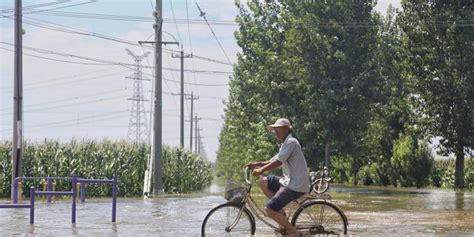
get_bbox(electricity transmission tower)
[126,49,150,143]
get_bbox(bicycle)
[309,166,331,194]
[201,168,348,236]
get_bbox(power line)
[185,0,200,117]
[0,88,126,112]
[1,0,97,18]
[0,67,121,90]
[0,42,232,74]
[0,112,222,133]
[1,47,228,76]
[9,8,472,28]
[169,0,183,43]
[0,110,125,114]
[148,0,154,10]
[20,0,98,15]
[194,0,233,65]
[17,12,474,28]
[0,68,126,93]
[199,95,227,100]
[0,110,129,133]
[0,1,69,13]
[2,0,97,17]
[162,44,180,110]
[1,43,230,86]
[23,16,149,46]
[29,10,474,27]
[168,0,196,109]
[26,10,238,26]
[27,111,129,129]
[140,33,157,143]
[1,15,233,66]
[0,47,111,66]
[0,94,127,116]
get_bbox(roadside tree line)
[216,1,473,189]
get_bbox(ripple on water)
[0,185,473,236]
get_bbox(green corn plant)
[0,140,212,197]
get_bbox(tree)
[398,0,474,188]
[217,1,381,182]
[216,1,286,180]
[282,0,380,180]
[362,5,414,186]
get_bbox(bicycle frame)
[235,168,310,233]
[212,168,348,235]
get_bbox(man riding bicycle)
[245,118,310,237]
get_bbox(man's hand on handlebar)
[243,162,260,170]
[252,168,263,177]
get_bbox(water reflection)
[71,224,79,236]
[111,223,118,234]
[455,192,464,210]
[330,184,474,212]
[332,185,472,235]
[0,184,472,235]
[28,225,35,234]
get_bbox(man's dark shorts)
[266,175,305,211]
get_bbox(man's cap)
[267,118,292,132]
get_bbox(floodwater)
[0,184,473,236]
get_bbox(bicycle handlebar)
[244,167,251,185]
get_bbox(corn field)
[0,140,213,197]
[431,159,474,190]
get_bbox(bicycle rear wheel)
[291,200,347,235]
[312,178,329,194]
[201,203,255,237]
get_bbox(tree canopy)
[216,1,473,189]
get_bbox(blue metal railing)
[3,176,117,224]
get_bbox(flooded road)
[330,185,473,235]
[1,184,473,236]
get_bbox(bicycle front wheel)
[292,200,347,235]
[201,203,255,237]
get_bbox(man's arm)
[252,159,282,176]
[244,160,272,169]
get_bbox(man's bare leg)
[258,176,275,199]
[266,207,301,236]
[259,176,288,224]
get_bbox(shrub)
[391,134,433,188]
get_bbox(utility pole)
[12,0,23,201]
[197,127,202,154]
[138,0,178,195]
[152,0,163,196]
[172,48,192,148]
[194,114,201,153]
[185,92,199,150]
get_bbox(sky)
[0,0,401,163]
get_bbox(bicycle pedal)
[274,228,288,235]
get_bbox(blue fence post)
[72,176,77,224]
[112,176,117,222]
[30,186,35,224]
